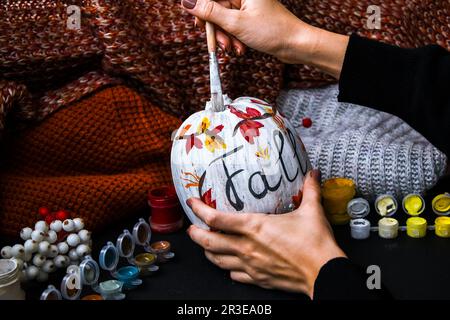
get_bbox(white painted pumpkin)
[171,96,311,229]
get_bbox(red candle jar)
[148,185,184,233]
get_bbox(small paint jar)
[40,285,62,300]
[403,194,425,216]
[61,266,83,300]
[406,217,427,238]
[148,185,184,233]
[0,259,25,300]
[134,253,159,276]
[350,219,371,240]
[98,280,125,300]
[347,198,370,219]
[98,241,141,294]
[150,241,175,263]
[435,217,450,238]
[375,194,398,217]
[321,178,356,225]
[432,193,450,216]
[378,218,399,239]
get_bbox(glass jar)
[0,259,25,300]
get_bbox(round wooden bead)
[36,270,49,282]
[76,244,91,258]
[67,234,81,247]
[42,260,56,273]
[57,242,69,255]
[78,229,91,242]
[32,254,46,267]
[68,249,79,261]
[11,244,25,259]
[25,265,40,280]
[31,230,45,242]
[50,220,63,232]
[62,219,75,232]
[73,218,85,232]
[20,227,33,241]
[1,246,12,259]
[35,221,49,233]
[38,241,51,255]
[47,245,59,258]
[45,230,58,244]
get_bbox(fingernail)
[186,198,192,207]
[234,46,241,56]
[310,169,321,182]
[182,0,197,9]
[217,41,225,51]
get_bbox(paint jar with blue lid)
[99,241,141,292]
[347,198,371,239]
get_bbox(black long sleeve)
[338,34,450,157]
[313,258,392,300]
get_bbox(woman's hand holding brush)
[181,0,349,79]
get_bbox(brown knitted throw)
[0,0,448,237]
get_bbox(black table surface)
[4,207,450,300]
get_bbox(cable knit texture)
[277,85,448,200]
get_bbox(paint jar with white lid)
[0,259,25,300]
[378,217,399,239]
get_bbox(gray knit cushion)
[277,85,447,200]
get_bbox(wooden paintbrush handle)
[205,22,217,53]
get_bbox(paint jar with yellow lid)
[435,217,450,238]
[432,193,450,216]
[375,194,398,217]
[406,217,427,238]
[378,217,399,239]
[403,194,425,216]
[321,178,356,225]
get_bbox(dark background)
[3,195,448,301]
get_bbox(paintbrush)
[205,21,224,112]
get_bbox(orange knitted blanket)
[0,0,448,237]
[0,86,181,237]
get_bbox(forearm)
[289,24,349,79]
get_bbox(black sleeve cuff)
[313,257,392,300]
[338,34,417,114]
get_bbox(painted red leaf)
[229,105,261,120]
[202,188,216,209]
[210,124,224,135]
[239,120,264,144]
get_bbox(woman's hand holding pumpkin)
[181,0,349,78]
[187,169,346,299]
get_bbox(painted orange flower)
[181,170,201,189]
[255,146,270,160]
[197,117,226,153]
